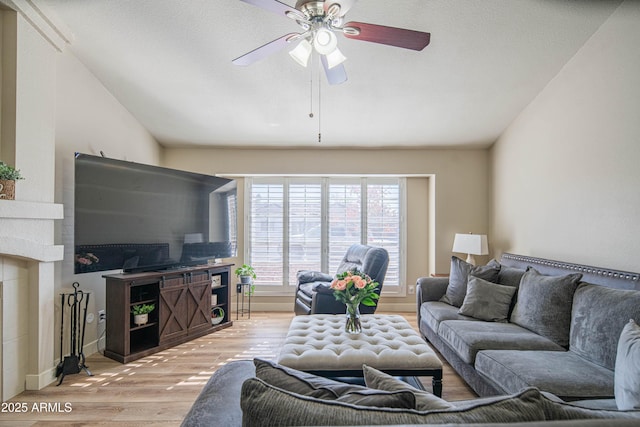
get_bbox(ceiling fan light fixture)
[289,39,313,67]
[324,47,347,69]
[313,28,337,55]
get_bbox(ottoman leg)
[432,370,443,397]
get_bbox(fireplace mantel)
[0,199,64,261]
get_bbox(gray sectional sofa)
[182,358,640,426]
[179,252,640,426]
[417,253,640,404]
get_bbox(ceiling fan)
[232,0,431,85]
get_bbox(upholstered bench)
[277,314,444,396]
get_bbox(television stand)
[103,263,233,363]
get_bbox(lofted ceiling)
[36,0,622,148]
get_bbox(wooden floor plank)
[4,311,476,426]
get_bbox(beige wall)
[490,0,640,272]
[164,147,490,310]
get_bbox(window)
[246,177,406,295]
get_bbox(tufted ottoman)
[277,314,443,396]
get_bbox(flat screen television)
[74,153,237,274]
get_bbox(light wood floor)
[2,312,476,426]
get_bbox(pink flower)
[331,279,347,291]
[352,275,367,289]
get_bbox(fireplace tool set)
[56,281,93,385]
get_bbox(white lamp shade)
[452,233,488,265]
[324,47,347,69]
[313,28,338,55]
[289,39,312,67]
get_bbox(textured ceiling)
[37,0,622,148]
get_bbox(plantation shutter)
[288,183,322,285]
[367,182,400,287]
[249,182,284,286]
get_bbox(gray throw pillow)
[440,257,501,307]
[335,388,416,408]
[615,319,640,410]
[540,392,640,420]
[510,268,582,348]
[458,276,517,322]
[240,379,546,426]
[570,284,640,370]
[363,364,454,411]
[253,358,365,399]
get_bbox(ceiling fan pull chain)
[318,61,322,143]
[309,61,314,119]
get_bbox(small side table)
[236,283,252,319]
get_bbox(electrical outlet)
[98,310,106,323]
[408,285,415,295]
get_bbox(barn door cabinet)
[104,263,233,363]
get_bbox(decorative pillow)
[615,319,640,410]
[362,364,454,411]
[335,388,416,408]
[570,284,640,370]
[540,392,640,420]
[440,257,501,307]
[458,276,517,322]
[496,265,526,288]
[510,268,582,348]
[253,358,365,399]
[240,379,546,426]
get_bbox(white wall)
[1,10,60,399]
[54,48,161,359]
[490,0,640,272]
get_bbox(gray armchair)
[294,244,389,315]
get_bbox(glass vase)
[345,304,362,334]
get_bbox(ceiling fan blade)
[233,33,302,66]
[239,0,307,21]
[342,21,430,51]
[321,55,348,85]
[324,0,359,17]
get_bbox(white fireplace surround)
[0,199,63,400]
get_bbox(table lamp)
[452,233,488,266]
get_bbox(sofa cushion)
[334,388,416,408]
[510,268,582,348]
[253,358,366,398]
[440,257,500,307]
[419,301,475,334]
[540,393,640,421]
[571,283,640,370]
[475,350,615,399]
[438,320,564,364]
[615,319,640,410]
[362,364,454,411]
[496,265,526,288]
[254,358,415,408]
[458,276,517,322]
[240,378,546,426]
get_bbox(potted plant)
[235,264,256,284]
[0,161,24,200]
[131,303,155,326]
[211,307,225,325]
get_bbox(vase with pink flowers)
[330,270,380,334]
